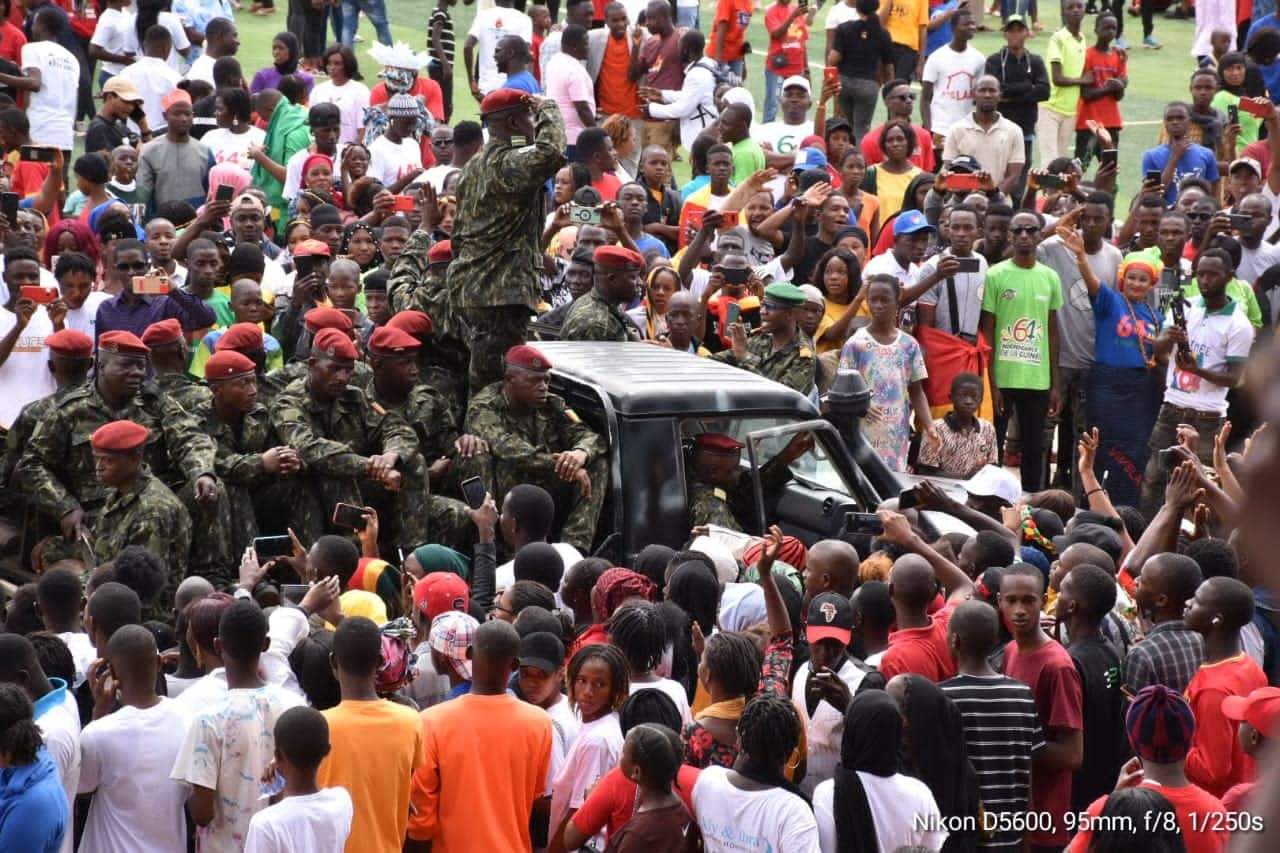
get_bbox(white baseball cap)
[781,75,811,94]
[961,465,1021,505]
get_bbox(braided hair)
[607,601,668,675]
[567,643,631,713]
[737,693,801,769]
[703,632,763,699]
[0,683,42,766]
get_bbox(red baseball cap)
[1222,686,1280,737]
[413,573,470,624]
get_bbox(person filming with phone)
[93,239,217,342]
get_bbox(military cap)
[293,238,332,258]
[98,330,150,356]
[505,344,552,371]
[480,88,529,115]
[304,307,354,333]
[694,433,745,452]
[216,323,264,353]
[91,419,149,452]
[141,318,183,347]
[427,240,453,263]
[368,326,422,357]
[205,350,257,382]
[763,282,807,307]
[46,329,93,358]
[386,310,434,337]
[594,245,644,267]
[312,327,357,361]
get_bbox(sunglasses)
[116,260,149,272]
[1009,226,1039,235]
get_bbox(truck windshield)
[681,416,854,495]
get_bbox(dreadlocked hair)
[606,600,668,675]
[737,693,801,767]
[567,643,631,712]
[703,631,763,698]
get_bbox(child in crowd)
[916,372,997,478]
[1075,14,1126,167]
[604,724,695,852]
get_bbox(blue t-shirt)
[926,1,960,57]
[635,233,671,259]
[503,70,542,95]
[1092,284,1160,368]
[1140,143,1220,204]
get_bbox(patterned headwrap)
[591,568,658,621]
[375,616,416,694]
[1019,505,1057,558]
[348,558,401,608]
[1117,252,1163,294]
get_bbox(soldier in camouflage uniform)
[449,90,566,394]
[197,350,303,578]
[212,323,292,407]
[559,245,646,343]
[464,345,607,552]
[269,328,430,552]
[16,331,225,576]
[142,319,212,412]
[387,238,470,418]
[686,430,815,532]
[711,282,817,395]
[87,419,192,615]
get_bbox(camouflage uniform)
[687,483,744,532]
[269,377,430,550]
[711,330,817,395]
[464,381,608,552]
[2,386,77,493]
[686,458,798,532]
[93,471,192,619]
[154,372,212,413]
[16,381,229,577]
[257,369,292,406]
[277,359,374,391]
[559,289,644,343]
[449,99,566,393]
[387,230,470,418]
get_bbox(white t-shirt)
[117,56,184,132]
[309,79,371,144]
[1237,239,1280,285]
[917,251,988,337]
[62,291,109,341]
[157,11,192,71]
[546,51,596,145]
[184,52,215,85]
[91,7,136,76]
[752,120,808,157]
[1163,297,1255,415]
[813,772,947,853]
[694,765,821,853]
[630,679,693,725]
[549,712,622,849]
[243,788,353,853]
[201,126,268,171]
[544,693,582,795]
[0,305,56,430]
[368,135,423,188]
[468,7,533,94]
[282,144,345,202]
[170,684,306,853]
[22,41,81,151]
[78,699,190,853]
[56,631,96,688]
[922,45,987,137]
[36,687,81,853]
[825,2,862,32]
[863,250,922,288]
[792,658,868,795]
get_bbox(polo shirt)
[1044,27,1086,116]
[942,112,1025,181]
[1162,297,1254,415]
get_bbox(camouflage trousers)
[485,456,608,553]
[457,305,533,397]
[289,454,432,554]
[225,480,304,569]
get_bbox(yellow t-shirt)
[815,299,864,353]
[873,166,923,221]
[884,0,930,51]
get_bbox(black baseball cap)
[806,592,854,645]
[518,631,565,673]
[1053,523,1125,565]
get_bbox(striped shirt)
[940,674,1046,853]
[430,7,456,64]
[1122,620,1204,698]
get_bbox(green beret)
[763,282,807,306]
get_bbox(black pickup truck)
[530,342,969,560]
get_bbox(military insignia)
[713,488,727,500]
[372,402,387,416]
[799,347,812,358]
[565,409,581,423]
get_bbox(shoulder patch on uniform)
[799,347,812,358]
[713,488,727,500]
[371,402,387,416]
[565,408,580,423]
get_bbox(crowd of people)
[4,0,1280,851]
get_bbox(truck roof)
[531,342,818,417]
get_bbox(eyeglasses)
[488,604,513,621]
[1009,226,1039,235]
[1185,211,1211,220]
[115,260,149,272]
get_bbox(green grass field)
[229,0,1209,202]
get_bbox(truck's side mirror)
[824,369,871,442]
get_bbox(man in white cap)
[961,463,1022,518]
[752,75,813,171]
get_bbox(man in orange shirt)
[595,1,640,119]
[709,0,753,80]
[406,619,553,853]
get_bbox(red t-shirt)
[570,764,700,841]
[597,34,639,118]
[860,122,937,173]
[0,21,26,66]
[708,0,754,63]
[1068,783,1228,853]
[1076,46,1126,130]
[1184,654,1267,798]
[879,600,958,682]
[1004,638,1084,846]
[371,78,445,122]
[594,172,623,202]
[765,3,809,78]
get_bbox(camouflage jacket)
[93,471,192,597]
[277,359,374,391]
[712,330,817,395]
[687,483,744,532]
[154,371,213,413]
[464,382,606,484]
[367,381,458,462]
[3,384,80,491]
[17,381,217,519]
[559,288,643,343]
[387,232,470,369]
[449,99,567,310]
[192,400,281,488]
[269,377,419,479]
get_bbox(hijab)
[666,561,720,636]
[411,545,470,580]
[900,675,981,853]
[833,689,903,853]
[273,32,301,76]
[590,567,657,622]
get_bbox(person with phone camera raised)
[560,244,645,342]
[0,248,56,431]
[712,281,816,395]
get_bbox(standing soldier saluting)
[449,89,567,395]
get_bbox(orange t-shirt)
[407,692,553,852]
[318,699,426,853]
[597,34,639,118]
[709,0,753,63]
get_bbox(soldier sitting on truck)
[686,430,815,532]
[711,282,818,396]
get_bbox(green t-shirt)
[730,138,767,185]
[203,291,235,329]
[1045,28,1086,116]
[1211,91,1261,150]
[981,259,1064,390]
[1182,276,1263,329]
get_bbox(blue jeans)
[763,69,782,124]
[340,0,393,47]
[329,3,344,43]
[676,5,698,29]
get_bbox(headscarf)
[341,221,383,270]
[273,32,301,76]
[410,544,469,580]
[899,674,981,853]
[1117,252,1163,294]
[208,162,253,202]
[590,568,658,622]
[631,544,675,590]
[667,561,721,636]
[348,558,401,611]
[833,690,903,853]
[301,153,334,187]
[44,219,99,265]
[375,617,415,694]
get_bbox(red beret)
[205,350,257,382]
[593,245,645,267]
[386,310,433,337]
[694,433,744,452]
[505,344,552,371]
[312,327,358,361]
[293,239,331,258]
[305,307,354,333]
[480,87,529,115]
[427,240,453,263]
[98,330,150,356]
[216,323,265,353]
[46,329,92,358]
[90,419,149,452]
[368,326,422,357]
[141,318,183,347]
